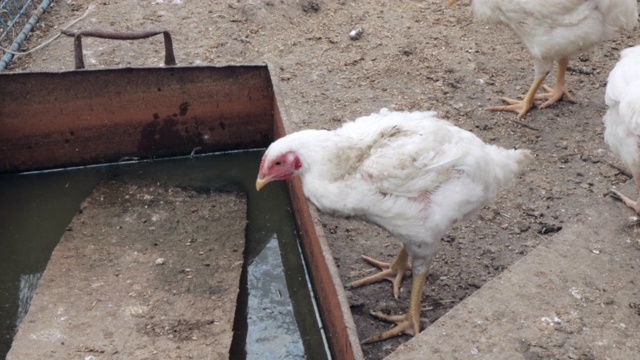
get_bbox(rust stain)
[137,115,204,154]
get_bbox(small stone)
[349,26,363,40]
[155,258,166,265]
[518,223,531,233]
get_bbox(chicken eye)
[274,161,282,166]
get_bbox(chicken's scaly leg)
[487,76,546,120]
[362,262,431,344]
[609,174,640,214]
[610,190,640,213]
[534,57,575,108]
[348,248,410,299]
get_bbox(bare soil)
[6,1,640,359]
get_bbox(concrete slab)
[387,195,640,360]
[8,179,246,359]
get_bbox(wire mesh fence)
[0,0,39,47]
[0,0,49,69]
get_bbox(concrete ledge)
[387,198,640,359]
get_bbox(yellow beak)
[255,176,273,191]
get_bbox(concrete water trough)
[0,33,363,359]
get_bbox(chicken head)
[256,150,302,190]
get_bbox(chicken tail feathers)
[512,149,534,172]
[484,146,533,188]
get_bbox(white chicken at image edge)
[255,108,532,343]
[604,46,640,214]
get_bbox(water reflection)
[16,273,42,327]
[246,235,305,359]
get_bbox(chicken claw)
[348,248,411,299]
[487,97,535,120]
[362,268,429,344]
[362,312,416,344]
[609,189,640,214]
[487,76,546,120]
[534,84,575,108]
[533,58,575,108]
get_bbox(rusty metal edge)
[267,62,365,360]
[0,64,275,174]
[307,204,365,360]
[0,62,269,75]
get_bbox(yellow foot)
[487,97,534,120]
[348,253,410,299]
[362,311,419,344]
[534,84,575,109]
[362,263,430,344]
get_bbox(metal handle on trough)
[61,29,177,69]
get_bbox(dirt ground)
[8,178,247,359]
[6,1,640,359]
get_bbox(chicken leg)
[610,176,640,214]
[362,261,432,344]
[349,248,410,299]
[487,76,546,120]
[534,57,575,108]
[611,190,640,213]
[489,57,574,120]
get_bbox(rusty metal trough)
[0,47,363,358]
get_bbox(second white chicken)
[452,0,637,119]
[604,45,640,214]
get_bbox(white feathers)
[603,46,640,177]
[264,108,531,264]
[471,0,637,76]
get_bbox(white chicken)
[450,0,637,120]
[255,109,532,343]
[603,46,640,214]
